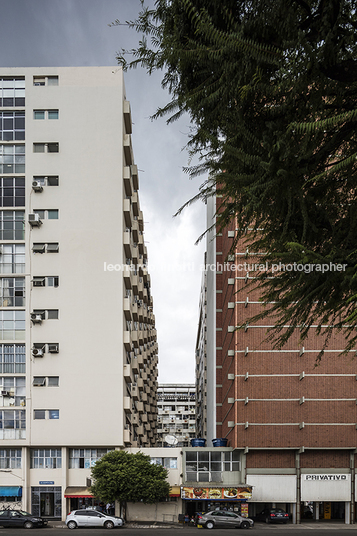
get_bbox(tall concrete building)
[196,194,357,524]
[0,66,158,519]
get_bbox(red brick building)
[196,195,357,524]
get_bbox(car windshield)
[271,509,285,513]
[19,512,32,517]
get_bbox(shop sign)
[304,474,348,481]
[181,487,252,500]
[240,503,249,517]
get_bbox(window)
[0,245,25,274]
[0,344,25,373]
[30,448,61,469]
[33,75,58,86]
[33,376,58,387]
[69,448,113,469]
[34,209,59,220]
[0,311,25,340]
[0,211,24,240]
[34,409,59,420]
[0,448,21,469]
[33,110,58,120]
[33,175,59,187]
[0,78,25,107]
[0,145,25,173]
[0,177,25,207]
[33,276,59,287]
[185,451,240,482]
[32,309,59,320]
[150,457,178,469]
[0,410,25,439]
[0,376,25,406]
[32,243,59,254]
[0,112,25,141]
[33,143,59,153]
[0,277,25,306]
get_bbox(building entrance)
[31,486,62,518]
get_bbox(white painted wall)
[247,474,297,502]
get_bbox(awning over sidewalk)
[64,487,93,498]
[0,486,22,497]
[169,486,181,497]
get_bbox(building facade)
[196,194,357,524]
[157,384,196,447]
[0,66,158,520]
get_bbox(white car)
[66,509,124,529]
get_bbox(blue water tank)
[212,438,228,447]
[190,438,206,447]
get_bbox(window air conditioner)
[48,343,59,353]
[32,347,44,357]
[33,278,46,287]
[28,213,42,226]
[1,391,10,396]
[32,181,43,192]
[31,313,43,324]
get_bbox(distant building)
[195,257,207,439]
[157,384,196,447]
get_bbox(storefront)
[181,486,252,519]
[64,487,98,512]
[31,485,62,518]
[0,486,22,508]
[301,473,351,523]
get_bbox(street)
[0,523,356,536]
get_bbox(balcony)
[123,134,133,166]
[123,101,132,135]
[137,354,144,369]
[123,297,131,320]
[131,330,139,348]
[123,198,132,228]
[131,164,139,191]
[131,385,139,400]
[123,364,132,383]
[124,397,131,413]
[123,232,131,258]
[123,331,131,350]
[132,357,139,373]
[132,220,139,243]
[137,378,144,391]
[123,428,131,445]
[123,166,132,196]
[137,401,144,413]
[123,265,132,289]
[131,274,138,294]
[132,192,140,217]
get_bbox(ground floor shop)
[247,473,354,524]
[181,486,252,521]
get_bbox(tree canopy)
[90,450,170,505]
[116,0,357,352]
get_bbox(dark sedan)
[256,508,289,523]
[0,510,48,528]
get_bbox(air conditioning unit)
[31,313,43,324]
[48,343,59,353]
[32,347,44,357]
[1,390,9,396]
[33,278,45,287]
[32,181,43,192]
[28,213,42,227]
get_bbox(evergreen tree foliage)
[90,451,170,509]
[115,0,357,352]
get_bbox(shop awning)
[64,487,93,498]
[0,486,22,498]
[169,486,181,497]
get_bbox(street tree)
[115,0,357,354]
[90,450,170,517]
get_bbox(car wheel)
[67,520,77,529]
[240,521,250,529]
[24,521,34,529]
[205,520,215,529]
[104,520,115,529]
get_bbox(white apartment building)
[0,66,158,520]
[157,384,196,447]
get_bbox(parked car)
[66,509,124,529]
[196,510,254,529]
[256,508,289,524]
[0,509,48,528]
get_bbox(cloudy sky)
[0,0,207,383]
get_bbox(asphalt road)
[0,522,356,535]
